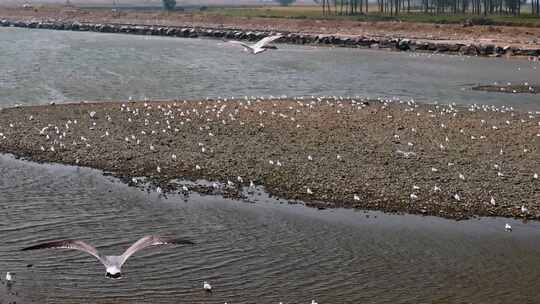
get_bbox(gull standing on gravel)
[21,235,195,279]
[227,35,283,55]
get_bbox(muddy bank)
[0,98,538,220]
[2,18,540,58]
[473,84,540,94]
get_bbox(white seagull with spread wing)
[228,35,283,54]
[22,235,195,279]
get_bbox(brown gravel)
[0,98,539,220]
[1,6,540,50]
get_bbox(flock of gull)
[0,34,539,303]
[1,94,538,218]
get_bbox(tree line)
[314,0,539,16]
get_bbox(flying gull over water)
[227,35,283,55]
[21,235,195,279]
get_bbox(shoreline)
[0,98,538,220]
[2,18,540,58]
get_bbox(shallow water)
[2,27,540,303]
[1,154,540,303]
[1,27,540,109]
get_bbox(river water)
[0,27,539,109]
[2,27,540,303]
[2,155,540,304]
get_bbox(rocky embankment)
[2,19,540,58]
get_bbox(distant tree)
[162,0,176,11]
[274,0,297,6]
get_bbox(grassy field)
[202,5,540,26]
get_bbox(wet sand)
[0,98,538,220]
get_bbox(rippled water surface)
[2,27,540,303]
[0,27,539,109]
[2,155,540,303]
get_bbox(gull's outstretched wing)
[22,240,105,264]
[253,35,282,49]
[227,40,253,52]
[119,235,195,266]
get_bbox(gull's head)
[106,266,122,280]
[106,272,122,279]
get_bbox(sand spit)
[0,97,538,220]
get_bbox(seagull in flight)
[21,235,195,279]
[227,35,283,54]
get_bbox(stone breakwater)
[2,19,540,58]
